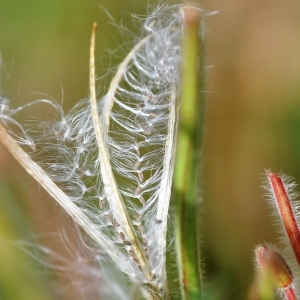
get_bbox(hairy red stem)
[284,287,298,300]
[268,173,300,266]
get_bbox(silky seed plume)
[0,4,205,299]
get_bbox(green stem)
[173,6,205,300]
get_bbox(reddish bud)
[255,245,293,289]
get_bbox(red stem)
[283,287,298,300]
[268,173,300,266]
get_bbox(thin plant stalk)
[268,173,300,266]
[284,288,298,300]
[173,6,205,300]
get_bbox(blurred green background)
[1,0,300,299]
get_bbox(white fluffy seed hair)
[0,4,205,298]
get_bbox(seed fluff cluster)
[0,4,205,299]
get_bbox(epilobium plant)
[0,4,208,300]
[254,173,300,299]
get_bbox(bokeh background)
[1,0,300,299]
